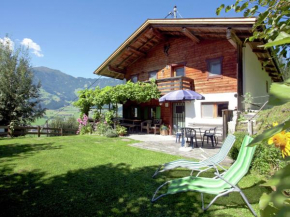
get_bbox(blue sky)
[1,0,240,78]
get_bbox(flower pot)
[160,129,168,136]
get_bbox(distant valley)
[32,67,123,110]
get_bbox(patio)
[126,133,233,166]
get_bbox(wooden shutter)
[144,107,148,119]
[137,106,141,119]
[156,106,161,119]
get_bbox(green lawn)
[0,135,268,216]
[31,106,80,126]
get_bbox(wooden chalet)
[93,17,283,134]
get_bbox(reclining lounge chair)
[152,134,236,178]
[151,135,257,216]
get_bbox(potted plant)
[160,125,169,136]
[116,125,127,136]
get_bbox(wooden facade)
[94,18,283,134]
[126,37,238,94]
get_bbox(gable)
[94,18,282,82]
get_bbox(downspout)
[226,28,243,111]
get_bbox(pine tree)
[0,39,45,126]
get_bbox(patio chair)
[149,119,162,135]
[173,124,182,143]
[202,127,218,147]
[141,120,152,134]
[152,135,257,216]
[152,134,236,178]
[184,128,198,148]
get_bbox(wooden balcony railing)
[155,76,194,95]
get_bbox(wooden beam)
[252,49,268,53]
[108,65,126,74]
[151,25,252,31]
[266,70,278,74]
[127,46,146,57]
[269,74,280,79]
[226,28,242,49]
[150,28,165,41]
[265,66,276,70]
[237,42,243,110]
[182,28,200,44]
[258,57,270,61]
[120,35,157,68]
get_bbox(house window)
[266,81,269,93]
[201,102,228,118]
[129,106,139,119]
[173,66,184,77]
[149,71,158,80]
[133,107,138,118]
[143,106,161,119]
[171,64,185,77]
[206,57,223,78]
[150,107,156,119]
[131,75,138,83]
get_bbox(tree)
[217,0,290,67]
[73,80,161,118]
[0,39,45,126]
[217,2,290,215]
[73,88,95,116]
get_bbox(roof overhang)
[93,17,282,82]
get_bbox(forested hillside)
[32,67,123,109]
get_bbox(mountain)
[32,67,123,110]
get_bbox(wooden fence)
[0,126,78,137]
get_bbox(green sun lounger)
[152,134,236,178]
[152,135,257,216]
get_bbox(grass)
[255,101,290,134]
[0,135,268,216]
[31,106,80,126]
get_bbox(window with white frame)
[201,102,228,118]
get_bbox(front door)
[173,102,185,133]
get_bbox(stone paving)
[126,133,233,166]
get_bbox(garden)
[0,135,264,216]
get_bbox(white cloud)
[21,38,44,57]
[0,37,14,50]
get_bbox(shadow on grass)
[0,142,60,160]
[0,162,270,216]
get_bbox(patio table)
[117,119,142,132]
[180,127,198,148]
[188,124,221,148]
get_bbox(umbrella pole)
[181,129,185,147]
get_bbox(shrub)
[105,128,118,138]
[231,131,287,176]
[104,110,115,125]
[77,114,93,135]
[93,111,101,121]
[95,121,111,136]
[49,116,78,129]
[229,131,247,160]
[252,143,287,176]
[116,125,127,136]
[160,125,169,131]
[79,124,93,135]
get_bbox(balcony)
[155,76,194,95]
